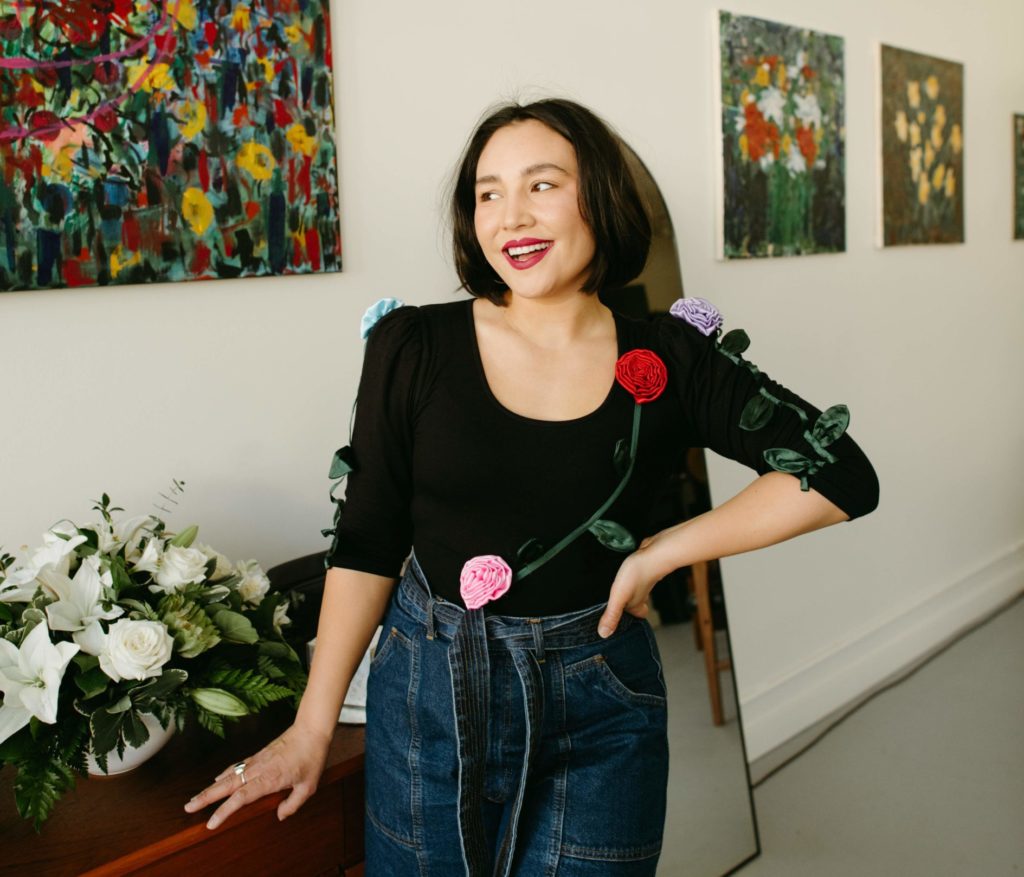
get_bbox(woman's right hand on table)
[183,721,332,830]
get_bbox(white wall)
[2,0,1022,759]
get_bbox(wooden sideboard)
[0,709,366,876]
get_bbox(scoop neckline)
[465,298,625,426]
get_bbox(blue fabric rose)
[360,298,405,340]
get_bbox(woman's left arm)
[597,471,847,637]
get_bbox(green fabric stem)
[515,402,642,582]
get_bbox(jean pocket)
[369,624,411,672]
[563,622,667,710]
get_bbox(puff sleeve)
[659,315,879,520]
[326,306,423,576]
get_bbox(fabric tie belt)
[397,556,639,877]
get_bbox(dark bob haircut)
[450,98,651,305]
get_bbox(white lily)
[89,514,157,561]
[0,623,79,745]
[44,555,124,655]
[0,527,88,604]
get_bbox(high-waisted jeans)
[363,556,669,876]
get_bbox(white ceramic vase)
[87,712,176,776]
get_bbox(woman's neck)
[496,293,611,351]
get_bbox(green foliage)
[159,593,221,657]
[13,748,77,832]
[208,667,294,711]
[213,609,258,644]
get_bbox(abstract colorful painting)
[716,11,845,259]
[1015,114,1024,240]
[879,45,963,246]
[0,0,341,292]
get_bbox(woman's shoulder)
[615,297,725,364]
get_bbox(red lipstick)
[502,238,553,270]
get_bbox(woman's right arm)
[183,566,397,829]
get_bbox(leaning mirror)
[599,144,761,876]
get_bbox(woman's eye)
[479,191,500,202]
[533,181,554,192]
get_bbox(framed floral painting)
[1015,114,1024,240]
[878,44,963,246]
[715,10,845,259]
[0,0,341,292]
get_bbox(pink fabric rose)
[459,555,512,610]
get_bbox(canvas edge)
[711,7,726,261]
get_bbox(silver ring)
[233,761,247,785]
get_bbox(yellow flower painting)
[880,45,964,245]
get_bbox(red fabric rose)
[615,349,668,404]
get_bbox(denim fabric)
[364,556,669,876]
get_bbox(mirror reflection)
[599,144,761,877]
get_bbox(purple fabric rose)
[669,297,723,337]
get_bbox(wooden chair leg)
[692,561,725,726]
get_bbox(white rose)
[196,542,235,581]
[147,545,209,594]
[235,560,270,606]
[99,619,173,682]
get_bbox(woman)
[186,99,878,875]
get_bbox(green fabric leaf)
[515,538,545,566]
[740,393,775,431]
[763,448,814,474]
[213,609,259,644]
[588,519,636,553]
[812,404,850,447]
[719,329,750,355]
[258,639,301,664]
[329,446,356,479]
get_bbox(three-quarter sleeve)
[326,306,422,576]
[658,315,879,520]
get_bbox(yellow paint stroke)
[172,0,197,30]
[909,122,921,147]
[285,24,302,43]
[257,57,274,83]
[236,142,276,180]
[909,146,922,183]
[738,133,749,159]
[950,123,962,154]
[930,124,944,150]
[894,111,908,142]
[907,80,921,109]
[126,60,175,93]
[753,63,770,87]
[286,123,316,157]
[917,173,930,206]
[110,245,141,279]
[231,5,251,31]
[180,100,207,139]
[781,133,792,155]
[182,187,214,235]
[934,104,946,129]
[924,140,935,170]
[924,75,939,101]
[932,163,945,191]
[945,166,956,197]
[776,62,787,90]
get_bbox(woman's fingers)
[204,772,274,831]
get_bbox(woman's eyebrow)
[475,163,570,186]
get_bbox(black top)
[327,299,879,615]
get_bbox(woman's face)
[473,120,596,303]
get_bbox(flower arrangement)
[0,494,306,829]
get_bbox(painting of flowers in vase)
[0,0,341,292]
[716,11,845,259]
[1014,114,1024,240]
[879,45,963,246]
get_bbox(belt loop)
[425,595,436,641]
[529,619,545,664]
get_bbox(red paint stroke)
[64,258,94,287]
[244,201,260,220]
[198,150,210,191]
[795,123,817,166]
[0,1,173,70]
[122,213,142,251]
[192,241,212,275]
[305,227,321,272]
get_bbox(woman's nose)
[502,193,532,230]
